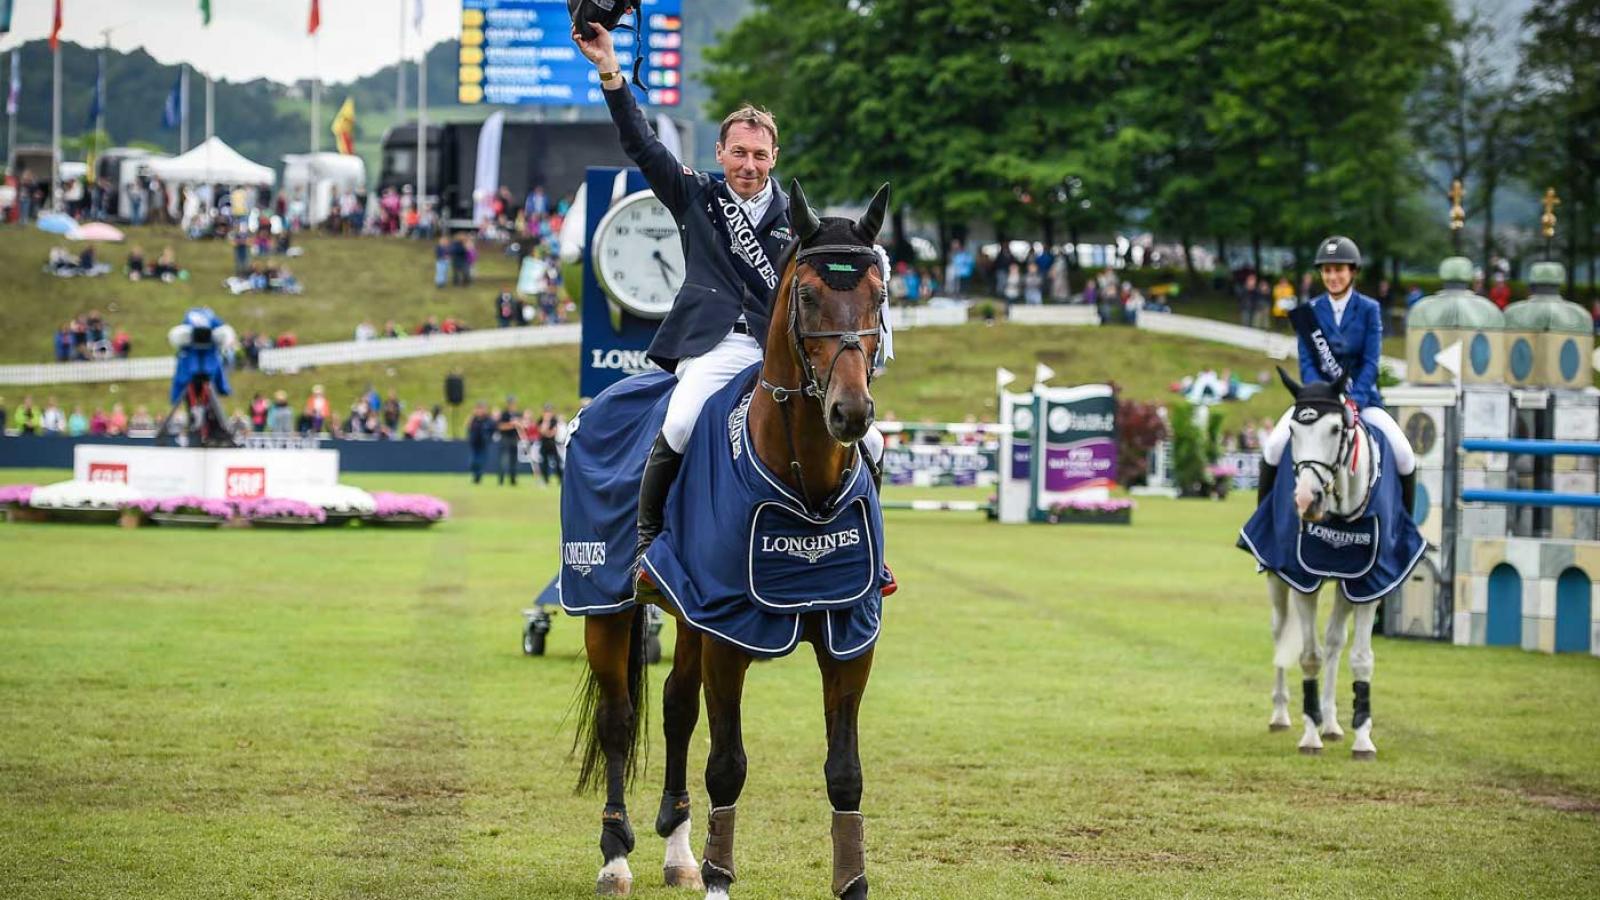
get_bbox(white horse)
[1262,373,1380,761]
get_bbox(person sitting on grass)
[127,245,147,280]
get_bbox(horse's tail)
[572,605,650,795]
[1274,583,1303,671]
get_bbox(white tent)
[147,136,275,187]
[282,153,367,226]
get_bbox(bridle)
[1291,399,1374,520]
[757,242,885,512]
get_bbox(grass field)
[2,468,1597,898]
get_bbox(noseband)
[757,242,885,513]
[1292,400,1373,520]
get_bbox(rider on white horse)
[1259,236,1416,515]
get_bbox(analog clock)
[591,189,685,320]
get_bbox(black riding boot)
[635,434,684,569]
[1400,470,1417,518]
[1257,461,1278,506]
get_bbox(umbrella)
[36,212,77,235]
[69,222,125,242]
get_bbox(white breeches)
[660,329,884,463]
[1262,406,1414,475]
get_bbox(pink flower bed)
[235,498,327,523]
[0,484,36,506]
[369,492,450,521]
[1051,498,1135,513]
[126,496,237,519]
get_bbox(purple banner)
[1010,442,1031,481]
[1043,437,1117,493]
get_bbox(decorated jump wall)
[1386,258,1598,657]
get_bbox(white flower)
[28,480,145,509]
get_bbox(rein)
[1292,402,1377,520]
[757,243,885,513]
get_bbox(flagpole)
[205,75,214,140]
[51,41,60,211]
[311,35,320,153]
[417,35,427,214]
[179,65,189,153]
[6,53,16,178]
[396,0,406,115]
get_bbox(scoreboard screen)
[458,0,684,107]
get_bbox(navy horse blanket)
[558,363,889,660]
[1238,427,1426,603]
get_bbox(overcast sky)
[0,0,1535,86]
[0,0,461,83]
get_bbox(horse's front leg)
[815,635,875,899]
[1319,596,1353,741]
[1292,590,1326,755]
[1268,578,1292,732]
[1349,600,1379,761]
[700,637,752,898]
[586,612,643,896]
[659,617,705,890]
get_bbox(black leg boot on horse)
[634,434,684,590]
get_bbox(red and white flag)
[50,0,63,51]
[308,0,321,36]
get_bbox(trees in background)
[711,0,1600,282]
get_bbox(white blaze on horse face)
[1287,413,1343,521]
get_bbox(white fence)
[889,305,969,328]
[1133,312,1409,380]
[1006,305,1102,326]
[0,356,177,386]
[257,324,582,373]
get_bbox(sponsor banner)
[881,444,998,487]
[1033,384,1117,511]
[72,445,339,499]
[580,167,665,399]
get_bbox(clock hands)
[652,250,679,286]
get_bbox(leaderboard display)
[459,0,684,107]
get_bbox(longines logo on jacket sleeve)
[759,528,862,564]
[563,541,607,576]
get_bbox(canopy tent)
[146,136,275,187]
[281,153,366,226]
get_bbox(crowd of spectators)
[53,312,131,362]
[0,395,153,436]
[125,245,183,282]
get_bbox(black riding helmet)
[1313,235,1362,269]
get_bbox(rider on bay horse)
[1259,236,1416,514]
[576,20,888,577]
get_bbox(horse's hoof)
[595,874,633,896]
[1352,749,1376,762]
[1298,745,1322,756]
[1268,722,1290,732]
[663,866,703,890]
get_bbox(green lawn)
[1,470,1596,898]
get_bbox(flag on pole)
[50,0,63,51]
[199,0,210,26]
[331,96,356,154]
[161,71,182,129]
[0,0,14,36]
[1034,362,1056,385]
[413,0,424,34]
[6,50,19,115]
[996,367,1017,390]
[308,0,321,35]
[87,52,103,128]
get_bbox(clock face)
[592,190,685,320]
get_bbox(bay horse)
[573,181,890,899]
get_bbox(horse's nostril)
[829,405,848,431]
